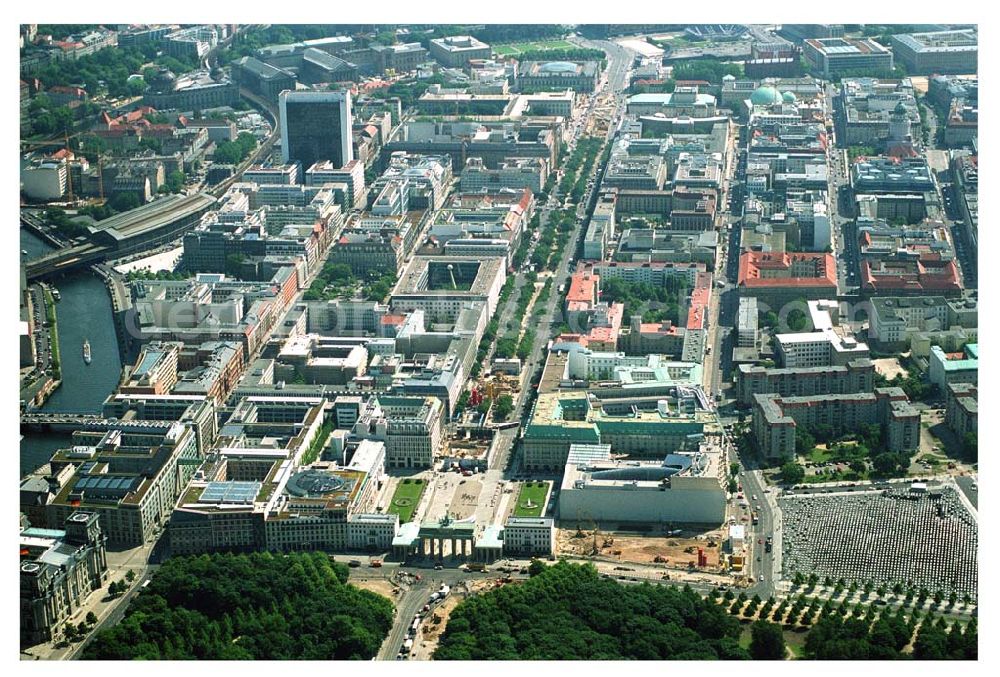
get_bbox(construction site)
[439,428,494,471]
[477,371,523,419]
[434,370,521,470]
[582,90,619,137]
[555,524,726,571]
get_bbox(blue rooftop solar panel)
[200,481,261,504]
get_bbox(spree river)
[20,228,123,477]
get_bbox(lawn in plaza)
[513,481,550,518]
[388,478,427,523]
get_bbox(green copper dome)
[782,90,797,103]
[750,85,782,106]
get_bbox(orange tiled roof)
[566,271,599,305]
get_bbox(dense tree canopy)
[31,43,198,99]
[213,133,258,166]
[874,367,935,401]
[43,207,89,238]
[435,561,979,661]
[750,620,786,659]
[369,77,445,109]
[107,191,140,213]
[672,60,743,83]
[804,613,975,660]
[962,433,977,462]
[470,25,567,44]
[780,462,805,485]
[82,552,393,660]
[599,276,686,326]
[872,452,908,477]
[434,561,749,660]
[794,428,816,456]
[914,618,977,660]
[786,308,809,332]
[495,394,515,420]
[36,25,102,40]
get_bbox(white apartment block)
[22,160,68,201]
[776,330,868,368]
[306,159,366,210]
[346,513,399,550]
[502,517,555,556]
[737,297,759,348]
[244,163,300,185]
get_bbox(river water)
[20,228,123,477]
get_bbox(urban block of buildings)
[428,35,492,68]
[737,251,838,306]
[516,61,601,93]
[522,388,716,472]
[802,37,894,78]
[868,295,978,352]
[838,78,920,148]
[928,343,977,390]
[944,382,977,439]
[890,29,977,75]
[752,387,919,461]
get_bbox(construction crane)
[21,131,106,201]
[21,132,78,201]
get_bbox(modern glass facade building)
[279,90,353,170]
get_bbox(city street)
[724,434,780,599]
[496,36,636,441]
[375,566,520,661]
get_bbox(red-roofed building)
[552,333,590,350]
[566,271,599,313]
[92,106,171,150]
[619,316,686,356]
[885,139,919,159]
[586,303,624,351]
[378,313,408,338]
[738,251,838,305]
[561,268,628,350]
[48,148,75,162]
[96,106,159,130]
[686,272,712,331]
[860,257,962,296]
[553,301,624,353]
[144,124,179,139]
[45,85,88,106]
